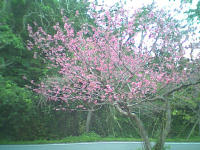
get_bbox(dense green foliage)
[0,0,199,142]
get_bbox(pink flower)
[75,10,79,16]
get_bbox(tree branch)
[164,80,200,97]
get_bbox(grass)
[165,136,200,142]
[0,137,140,145]
[0,133,200,145]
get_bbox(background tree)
[0,0,95,140]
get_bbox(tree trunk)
[130,114,152,150]
[86,110,93,133]
[115,103,152,150]
[153,100,171,150]
[187,119,198,140]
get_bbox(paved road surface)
[0,142,200,150]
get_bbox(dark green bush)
[0,76,36,140]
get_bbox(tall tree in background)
[0,0,95,140]
[0,0,92,86]
[28,2,200,150]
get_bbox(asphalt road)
[0,142,200,150]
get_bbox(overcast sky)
[89,0,199,58]
[90,0,198,10]
[89,0,198,19]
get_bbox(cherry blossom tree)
[27,3,200,150]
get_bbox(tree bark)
[86,110,93,133]
[153,100,171,150]
[115,103,152,150]
[130,114,152,150]
[187,119,198,140]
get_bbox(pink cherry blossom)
[27,3,194,114]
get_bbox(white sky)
[91,0,198,10]
[89,0,199,21]
[89,0,200,59]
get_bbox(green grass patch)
[0,133,200,145]
[166,136,200,142]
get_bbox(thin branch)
[163,80,200,97]
[127,96,165,107]
[114,102,129,116]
